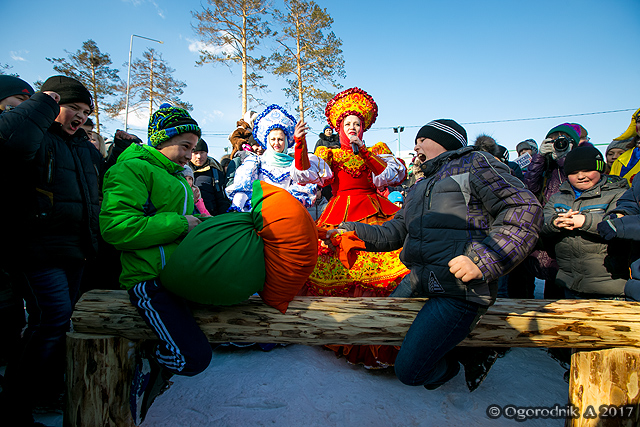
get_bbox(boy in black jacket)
[0,75,101,426]
[336,119,543,391]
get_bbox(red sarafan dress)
[291,88,409,368]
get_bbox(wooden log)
[71,290,640,348]
[567,348,640,427]
[65,333,138,427]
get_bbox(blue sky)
[2,0,639,160]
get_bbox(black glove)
[597,215,619,240]
[114,129,143,148]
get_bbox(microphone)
[351,142,359,155]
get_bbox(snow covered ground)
[32,344,569,427]
[142,345,568,427]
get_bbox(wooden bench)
[66,290,640,426]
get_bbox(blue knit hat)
[148,103,201,147]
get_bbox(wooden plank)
[71,290,640,348]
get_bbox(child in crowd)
[189,138,230,216]
[609,107,640,185]
[100,103,212,425]
[0,75,34,111]
[90,131,108,158]
[605,139,631,174]
[335,118,542,390]
[181,164,211,216]
[388,191,404,208]
[541,146,630,299]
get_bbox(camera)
[553,136,571,151]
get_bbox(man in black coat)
[189,138,231,216]
[314,125,340,151]
[0,75,102,425]
[314,125,340,201]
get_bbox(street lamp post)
[393,126,405,158]
[124,34,163,131]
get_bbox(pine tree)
[269,0,345,122]
[46,39,121,134]
[113,48,192,121]
[192,0,272,115]
[0,63,18,77]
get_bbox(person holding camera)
[521,123,581,301]
[525,123,581,205]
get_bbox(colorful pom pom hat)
[252,104,297,150]
[325,87,378,132]
[614,107,640,141]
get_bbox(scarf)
[262,143,293,168]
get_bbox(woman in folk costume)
[291,87,409,368]
[610,107,640,185]
[226,104,317,211]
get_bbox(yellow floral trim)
[315,142,393,178]
[306,247,409,296]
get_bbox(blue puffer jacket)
[609,178,640,239]
[341,147,543,307]
[607,179,640,299]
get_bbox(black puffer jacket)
[0,93,101,265]
[341,147,543,307]
[541,175,630,296]
[314,132,339,151]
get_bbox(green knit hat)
[148,103,201,147]
[545,123,581,146]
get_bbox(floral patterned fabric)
[291,141,409,369]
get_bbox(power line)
[367,108,636,130]
[460,108,637,126]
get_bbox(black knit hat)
[195,138,208,153]
[563,146,606,175]
[415,119,467,151]
[41,75,93,111]
[0,75,34,102]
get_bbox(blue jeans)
[392,277,483,387]
[4,262,84,414]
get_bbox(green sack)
[159,212,265,305]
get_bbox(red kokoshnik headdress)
[325,87,378,132]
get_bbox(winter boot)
[129,348,173,426]
[455,347,499,392]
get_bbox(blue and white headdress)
[252,104,297,150]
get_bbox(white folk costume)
[226,105,317,212]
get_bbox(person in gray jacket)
[334,119,543,391]
[542,146,630,298]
